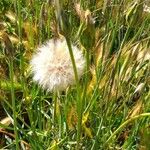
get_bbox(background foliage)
[0,0,150,149]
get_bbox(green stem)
[91,118,103,150]
[65,38,82,149]
[55,0,82,148]
[53,91,63,139]
[104,113,150,147]
[53,91,57,126]
[82,48,90,111]
[58,94,62,139]
[65,38,79,84]
[9,58,19,149]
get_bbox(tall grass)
[0,0,150,149]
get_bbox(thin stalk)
[58,109,62,139]
[104,113,150,147]
[82,48,90,108]
[85,49,90,81]
[58,95,63,139]
[55,91,63,139]
[65,38,82,149]
[91,118,103,150]
[9,58,19,149]
[75,22,85,41]
[53,91,58,126]
[55,0,82,148]
[65,38,79,84]
[38,91,42,130]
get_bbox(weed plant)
[0,0,150,149]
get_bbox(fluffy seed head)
[30,38,85,91]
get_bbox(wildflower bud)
[75,3,95,49]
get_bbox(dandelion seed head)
[30,39,85,91]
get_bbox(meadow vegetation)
[0,0,150,149]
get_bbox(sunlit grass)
[0,0,150,149]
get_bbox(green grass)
[0,0,150,149]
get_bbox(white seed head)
[30,38,85,91]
